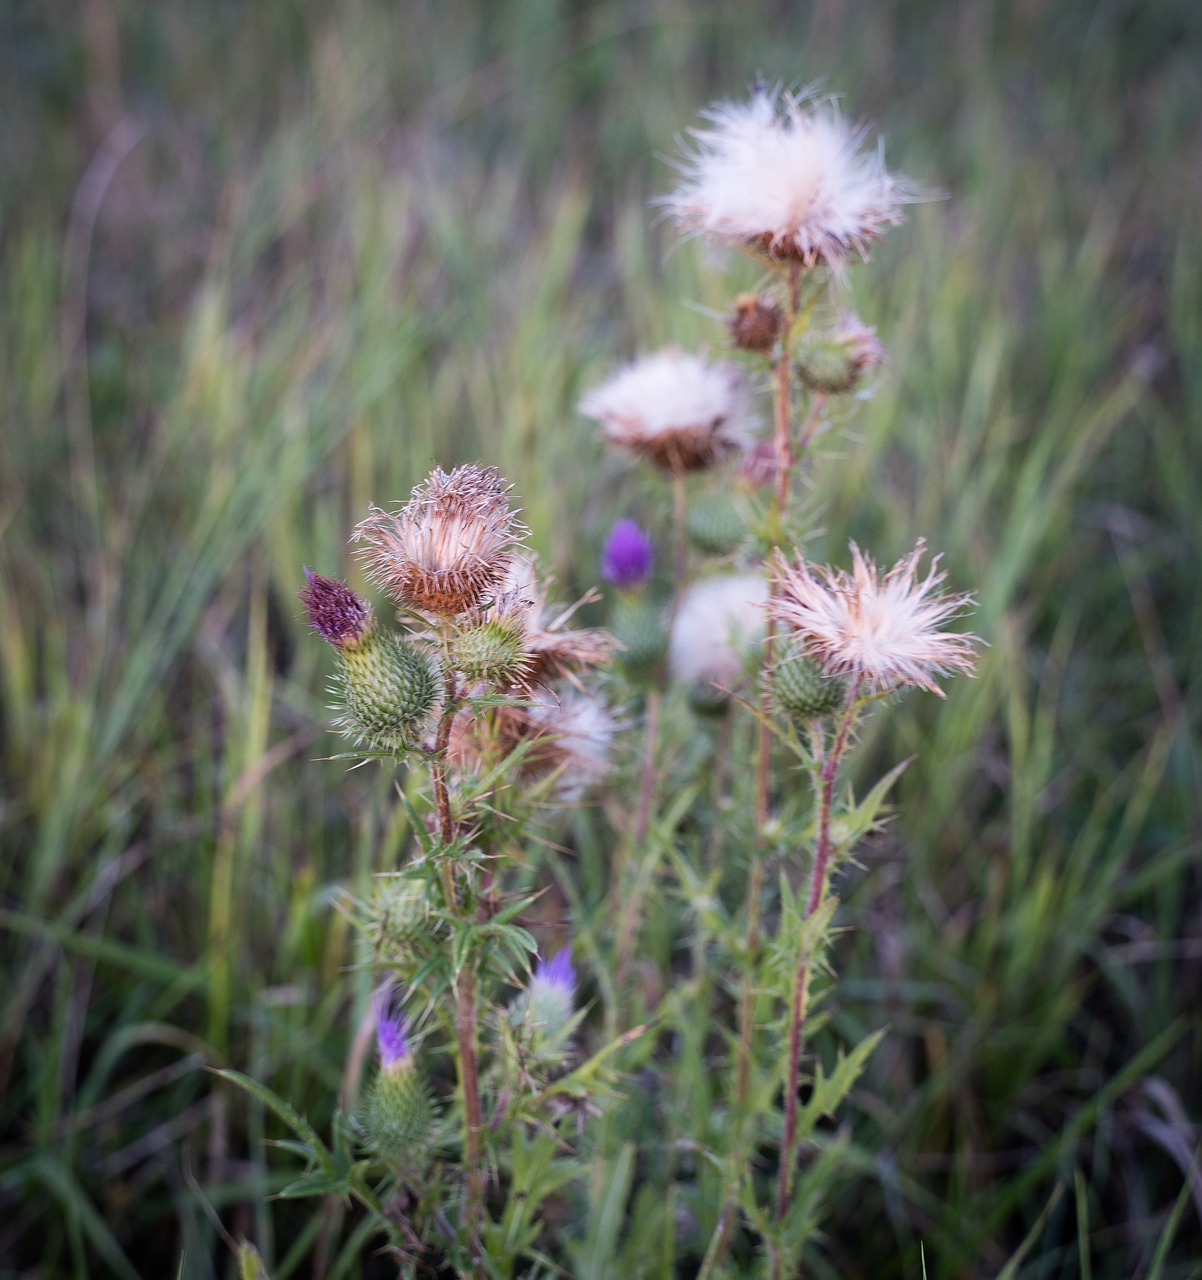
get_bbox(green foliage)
[2,1,1200,1277]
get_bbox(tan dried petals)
[354,464,528,616]
[768,541,980,697]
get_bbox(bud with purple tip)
[363,987,434,1171]
[510,949,579,1066]
[300,569,438,752]
[600,519,654,592]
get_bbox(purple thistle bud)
[372,987,412,1073]
[534,948,576,996]
[600,520,653,590]
[300,569,372,649]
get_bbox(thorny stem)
[772,674,862,1264]
[430,662,484,1248]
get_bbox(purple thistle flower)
[300,568,372,649]
[372,986,412,1072]
[600,520,653,590]
[534,948,576,996]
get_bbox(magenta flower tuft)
[535,948,576,996]
[372,986,412,1073]
[300,569,372,650]
[601,520,654,590]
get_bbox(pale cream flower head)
[670,573,768,689]
[578,347,758,475]
[768,540,980,697]
[664,88,913,269]
[354,464,528,617]
[448,688,618,801]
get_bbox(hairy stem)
[773,674,862,1253]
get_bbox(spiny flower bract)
[664,88,913,269]
[579,347,757,474]
[768,540,980,696]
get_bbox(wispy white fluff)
[527,691,620,800]
[663,89,913,268]
[579,347,757,471]
[768,541,979,696]
[670,573,768,687]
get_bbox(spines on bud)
[686,493,746,556]
[611,596,669,680]
[335,631,439,752]
[363,989,434,1171]
[510,950,578,1068]
[769,647,847,722]
[367,872,445,966]
[793,315,884,395]
[451,588,532,688]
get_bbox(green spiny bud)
[611,596,669,678]
[794,315,884,395]
[364,992,435,1172]
[452,617,529,687]
[510,951,577,1068]
[367,874,443,965]
[365,1061,434,1170]
[335,631,439,751]
[770,649,846,721]
[686,493,746,556]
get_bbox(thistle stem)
[430,665,484,1247]
[773,674,862,1254]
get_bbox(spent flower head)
[601,519,654,590]
[664,87,913,269]
[354,464,527,617]
[579,347,757,474]
[768,540,980,696]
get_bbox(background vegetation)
[2,0,1201,1275]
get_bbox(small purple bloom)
[372,987,411,1071]
[300,569,372,649]
[600,520,653,590]
[534,948,576,996]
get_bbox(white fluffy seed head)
[663,88,914,269]
[669,573,768,688]
[768,541,980,696]
[579,347,758,474]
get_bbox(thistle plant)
[224,84,980,1279]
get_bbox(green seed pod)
[686,493,746,556]
[335,631,439,751]
[770,650,846,722]
[612,596,669,678]
[364,1060,435,1170]
[794,316,884,395]
[452,616,529,687]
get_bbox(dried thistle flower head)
[579,347,758,474]
[669,573,768,690]
[768,540,980,696]
[449,689,618,801]
[730,292,784,353]
[504,556,620,690]
[354,464,527,617]
[664,88,913,270]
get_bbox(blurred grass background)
[2,0,1201,1275]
